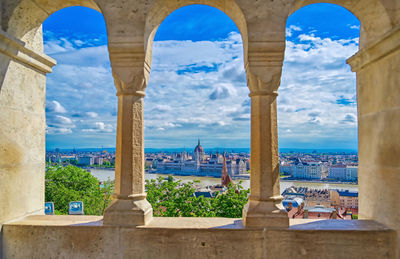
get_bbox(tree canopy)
[45,165,249,218]
[45,165,113,215]
[146,176,249,218]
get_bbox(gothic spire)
[221,153,232,187]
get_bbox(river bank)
[280,178,358,185]
[90,168,358,192]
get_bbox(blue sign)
[68,201,84,215]
[44,202,54,215]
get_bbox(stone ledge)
[4,215,104,226]
[347,25,400,72]
[3,215,393,231]
[0,30,56,74]
[2,216,397,258]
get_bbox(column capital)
[245,41,284,94]
[109,41,151,97]
[113,69,148,97]
[246,67,282,95]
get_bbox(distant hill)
[47,147,357,154]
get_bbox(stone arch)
[144,0,249,69]
[289,0,392,47]
[4,0,103,48]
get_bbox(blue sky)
[43,4,360,150]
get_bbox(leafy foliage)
[212,182,249,217]
[45,165,114,215]
[146,176,249,218]
[46,166,249,218]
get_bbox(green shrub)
[45,165,114,215]
[146,176,249,218]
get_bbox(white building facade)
[292,162,323,180]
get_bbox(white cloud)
[349,25,360,30]
[46,100,67,113]
[341,114,357,124]
[44,30,358,149]
[82,122,113,133]
[46,114,75,135]
[46,127,73,134]
[286,25,302,37]
[45,37,117,142]
[209,84,237,100]
[74,40,84,46]
[86,112,98,118]
[277,32,358,148]
[54,115,73,125]
[151,105,172,113]
[142,31,250,147]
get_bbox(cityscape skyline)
[45,142,358,153]
[46,140,358,184]
[44,4,360,150]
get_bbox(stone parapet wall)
[1,216,397,259]
[347,25,400,257]
[0,29,55,228]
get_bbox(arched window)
[42,7,116,216]
[144,5,250,217]
[279,3,360,219]
[44,7,114,148]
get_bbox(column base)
[243,199,289,228]
[103,198,153,227]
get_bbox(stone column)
[243,90,288,228]
[103,93,152,226]
[242,45,289,228]
[103,43,153,226]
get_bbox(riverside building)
[328,165,358,181]
[157,140,247,177]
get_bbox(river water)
[91,168,358,192]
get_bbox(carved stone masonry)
[109,41,151,96]
[243,44,289,228]
[103,43,153,226]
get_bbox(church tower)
[221,153,232,187]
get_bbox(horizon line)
[46,147,358,151]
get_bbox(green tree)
[145,176,249,218]
[46,166,249,218]
[100,178,114,213]
[213,182,249,217]
[45,165,114,215]
[145,176,200,217]
[102,160,112,167]
[69,159,79,165]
